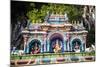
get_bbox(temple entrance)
[28,39,41,54]
[49,33,64,53]
[71,39,82,52]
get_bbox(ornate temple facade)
[22,13,88,54]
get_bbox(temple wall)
[23,31,87,53]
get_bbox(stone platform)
[11,52,95,66]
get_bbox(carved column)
[83,34,87,52]
[43,33,47,52]
[63,33,67,52]
[66,33,70,51]
[23,35,28,53]
[47,39,50,52]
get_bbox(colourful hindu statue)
[31,43,40,54]
[74,42,80,51]
[53,40,62,53]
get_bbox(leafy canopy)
[26,3,82,23]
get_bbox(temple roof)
[28,23,41,31]
[45,13,68,24]
[23,13,86,32]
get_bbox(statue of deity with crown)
[53,39,62,53]
[31,43,40,54]
[74,42,80,52]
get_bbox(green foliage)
[26,3,83,23]
[11,52,95,60]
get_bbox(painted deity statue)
[53,39,62,53]
[74,42,80,52]
[31,43,40,54]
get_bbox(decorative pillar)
[43,33,47,52]
[70,38,73,51]
[64,39,66,52]
[80,42,83,52]
[39,34,43,53]
[23,35,28,53]
[40,41,43,53]
[42,39,44,53]
[47,40,50,52]
[66,33,70,51]
[83,34,87,52]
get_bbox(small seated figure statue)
[31,43,40,54]
[53,40,62,53]
[74,42,80,52]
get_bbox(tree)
[26,3,83,23]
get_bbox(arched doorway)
[71,39,82,52]
[49,33,64,53]
[28,39,41,54]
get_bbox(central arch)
[49,33,64,53]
